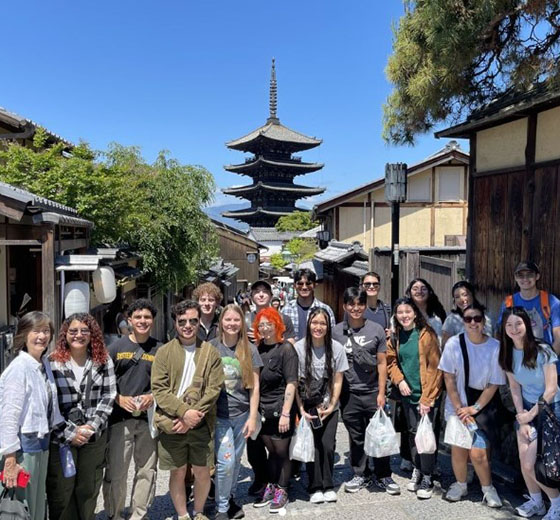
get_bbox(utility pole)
[385,163,407,306]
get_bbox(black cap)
[251,280,272,293]
[514,261,540,274]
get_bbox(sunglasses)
[177,318,199,328]
[295,281,313,287]
[68,328,91,336]
[463,315,483,324]
[363,282,380,288]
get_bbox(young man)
[193,282,223,342]
[152,300,224,520]
[104,299,161,520]
[361,272,392,330]
[332,287,400,495]
[282,268,335,341]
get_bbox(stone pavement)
[96,423,525,519]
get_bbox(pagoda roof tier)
[225,155,323,175]
[222,206,305,219]
[223,182,325,197]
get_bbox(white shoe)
[482,485,502,508]
[310,491,324,504]
[323,490,337,503]
[543,506,560,520]
[407,468,422,492]
[445,481,467,502]
[516,498,546,518]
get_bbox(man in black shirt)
[103,299,161,520]
[361,271,391,330]
[193,282,222,342]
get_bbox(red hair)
[253,307,286,343]
[50,313,109,365]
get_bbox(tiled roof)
[0,180,78,216]
[226,121,321,151]
[248,226,299,242]
[225,156,323,174]
[314,240,368,264]
[223,182,324,196]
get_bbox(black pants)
[401,399,435,476]
[247,436,268,485]
[340,390,391,479]
[306,410,338,492]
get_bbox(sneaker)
[269,487,288,513]
[323,490,337,503]
[372,476,401,495]
[400,459,413,472]
[482,485,502,508]
[516,499,546,518]
[445,482,468,502]
[344,475,368,493]
[253,484,275,508]
[543,506,560,520]
[228,497,245,519]
[407,468,422,492]
[416,476,434,499]
[248,481,266,497]
[193,514,210,520]
[310,491,324,504]
[214,513,228,520]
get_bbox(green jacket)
[151,338,224,433]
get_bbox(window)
[407,174,431,202]
[438,167,462,201]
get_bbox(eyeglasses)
[362,282,380,288]
[68,329,91,336]
[411,287,428,294]
[295,281,313,287]
[463,315,483,324]
[257,322,274,329]
[177,318,199,328]
[515,272,536,279]
[309,320,328,327]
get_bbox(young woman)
[405,278,447,341]
[252,307,298,514]
[211,304,263,520]
[294,308,348,504]
[441,281,493,349]
[47,313,116,520]
[387,298,442,499]
[499,307,560,519]
[438,302,505,508]
[0,312,63,520]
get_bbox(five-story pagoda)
[222,59,325,227]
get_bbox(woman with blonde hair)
[210,304,263,520]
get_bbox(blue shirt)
[512,345,560,404]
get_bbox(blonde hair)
[218,304,254,389]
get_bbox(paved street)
[96,423,525,520]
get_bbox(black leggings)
[261,435,291,488]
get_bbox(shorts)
[158,422,211,470]
[471,429,489,449]
[514,398,560,432]
[260,415,295,440]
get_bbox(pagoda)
[222,59,325,227]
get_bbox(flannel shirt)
[49,356,116,443]
[282,297,336,339]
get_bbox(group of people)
[0,260,559,520]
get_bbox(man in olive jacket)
[151,300,224,520]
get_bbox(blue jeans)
[214,412,248,513]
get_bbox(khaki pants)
[103,419,157,520]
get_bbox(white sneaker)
[516,498,546,518]
[482,485,502,508]
[323,490,337,503]
[543,506,560,520]
[445,482,468,502]
[310,491,324,504]
[407,468,422,492]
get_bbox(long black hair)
[450,281,483,317]
[499,306,550,372]
[393,297,429,336]
[405,278,447,323]
[303,308,334,398]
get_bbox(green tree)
[384,0,560,144]
[270,253,287,270]
[286,237,317,264]
[275,210,317,232]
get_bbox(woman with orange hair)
[252,307,298,515]
[46,313,116,520]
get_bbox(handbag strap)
[459,333,470,399]
[536,398,544,455]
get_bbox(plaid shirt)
[49,356,116,443]
[282,297,336,339]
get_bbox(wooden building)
[436,85,560,317]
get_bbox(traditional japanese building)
[222,60,325,227]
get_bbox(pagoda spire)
[267,58,279,124]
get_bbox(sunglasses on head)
[463,315,483,324]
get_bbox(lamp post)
[385,163,407,305]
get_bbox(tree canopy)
[275,210,317,232]
[0,131,217,290]
[384,0,560,145]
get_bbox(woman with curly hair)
[46,313,116,520]
[252,307,298,514]
[405,278,447,342]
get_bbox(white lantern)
[64,281,90,318]
[92,266,117,304]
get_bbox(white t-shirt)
[438,334,505,419]
[70,358,86,385]
[177,344,197,398]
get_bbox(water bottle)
[59,444,76,478]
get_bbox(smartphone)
[309,407,323,429]
[528,426,538,442]
[0,469,31,488]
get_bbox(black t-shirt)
[109,335,161,423]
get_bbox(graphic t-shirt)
[398,328,422,404]
[512,345,560,404]
[332,320,386,394]
[211,339,263,419]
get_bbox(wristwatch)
[473,402,481,412]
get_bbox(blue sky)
[2,1,468,213]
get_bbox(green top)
[398,328,422,405]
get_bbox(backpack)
[505,291,551,328]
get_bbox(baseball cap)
[514,261,540,274]
[251,279,272,293]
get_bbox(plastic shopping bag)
[444,415,473,449]
[364,408,400,458]
[415,414,437,454]
[289,417,315,463]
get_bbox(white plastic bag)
[415,414,437,454]
[289,418,315,462]
[444,415,473,449]
[364,408,400,458]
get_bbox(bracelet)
[473,402,481,412]
[281,412,290,418]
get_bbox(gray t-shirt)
[332,319,387,394]
[211,339,263,419]
[294,339,348,409]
